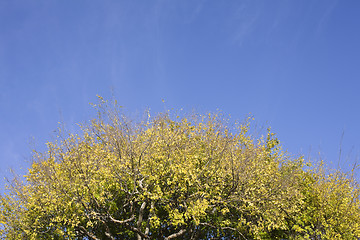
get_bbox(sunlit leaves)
[0,97,359,239]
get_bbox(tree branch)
[108,214,149,239]
[137,201,147,240]
[145,201,154,235]
[77,226,100,240]
[108,215,135,224]
[199,222,248,240]
[165,229,186,240]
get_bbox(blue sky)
[1,0,360,189]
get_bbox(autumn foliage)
[1,97,359,239]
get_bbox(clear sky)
[1,0,360,189]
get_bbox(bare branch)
[108,215,135,224]
[127,225,149,239]
[137,201,147,240]
[199,223,248,240]
[77,226,100,240]
[105,231,116,240]
[164,229,186,240]
[145,201,154,235]
[108,214,149,239]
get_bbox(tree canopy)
[1,97,359,239]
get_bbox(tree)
[1,97,359,239]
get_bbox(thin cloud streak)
[232,2,262,46]
[316,0,338,35]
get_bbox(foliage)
[1,97,359,239]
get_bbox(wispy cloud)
[231,1,262,46]
[183,0,205,24]
[316,0,338,35]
